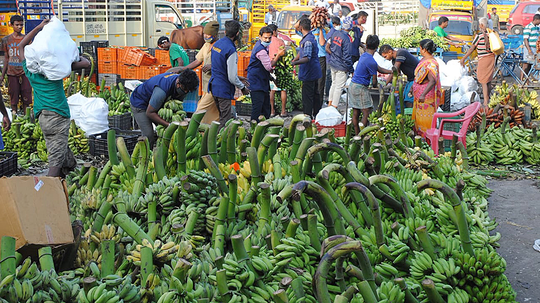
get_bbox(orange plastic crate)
[121,48,157,66]
[315,121,347,137]
[155,49,170,66]
[143,65,170,79]
[119,64,143,79]
[98,61,118,74]
[97,47,117,62]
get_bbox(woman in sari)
[412,39,442,136]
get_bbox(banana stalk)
[94,161,112,188]
[316,171,369,239]
[0,236,16,278]
[227,121,241,164]
[140,246,153,286]
[201,155,228,193]
[175,121,188,175]
[321,163,372,226]
[285,218,300,238]
[153,145,166,181]
[302,142,351,179]
[251,121,270,148]
[92,197,113,232]
[290,161,307,216]
[357,280,378,303]
[368,175,413,219]
[216,269,231,302]
[198,125,210,171]
[289,125,306,162]
[213,195,229,252]
[314,241,373,303]
[421,279,445,303]
[132,137,149,199]
[306,214,322,252]
[101,240,115,277]
[227,174,238,221]
[246,147,262,186]
[274,289,289,303]
[38,246,54,272]
[288,114,306,144]
[207,122,220,165]
[107,129,120,166]
[186,111,206,138]
[117,137,136,179]
[395,278,419,303]
[257,183,271,237]
[112,213,151,244]
[161,122,179,167]
[343,182,384,247]
[267,126,281,160]
[291,181,345,236]
[417,179,474,256]
[257,134,279,168]
[86,166,97,190]
[416,226,436,260]
[219,125,229,164]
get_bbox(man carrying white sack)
[19,19,90,178]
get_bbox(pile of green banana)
[68,120,89,155]
[380,26,449,51]
[467,117,540,165]
[97,83,131,117]
[1,112,518,303]
[157,99,186,123]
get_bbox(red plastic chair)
[425,101,481,155]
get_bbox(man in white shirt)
[265,5,277,25]
[332,0,342,16]
[316,0,330,9]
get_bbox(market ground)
[488,179,540,302]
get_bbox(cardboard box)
[0,176,74,250]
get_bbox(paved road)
[488,179,540,302]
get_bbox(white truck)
[55,0,185,47]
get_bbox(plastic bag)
[315,106,343,126]
[458,76,478,94]
[451,91,462,106]
[436,57,447,78]
[488,29,504,55]
[24,17,79,80]
[67,93,109,136]
[446,60,467,82]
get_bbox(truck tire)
[341,6,351,17]
[511,25,523,35]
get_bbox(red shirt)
[269,35,285,60]
[2,34,25,76]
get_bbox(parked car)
[507,1,540,35]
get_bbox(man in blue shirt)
[350,11,368,64]
[349,35,393,134]
[379,44,419,107]
[209,20,250,127]
[130,70,199,147]
[312,22,327,114]
[247,26,285,121]
[292,18,322,118]
[326,16,353,108]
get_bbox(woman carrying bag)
[460,17,497,107]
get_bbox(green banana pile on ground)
[380,27,449,51]
[1,109,89,166]
[97,83,131,116]
[0,112,517,303]
[467,116,540,165]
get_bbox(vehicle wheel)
[512,25,523,35]
[341,6,351,17]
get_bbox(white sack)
[24,17,79,80]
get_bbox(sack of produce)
[24,16,79,80]
[68,93,109,136]
[459,76,478,95]
[315,106,342,126]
